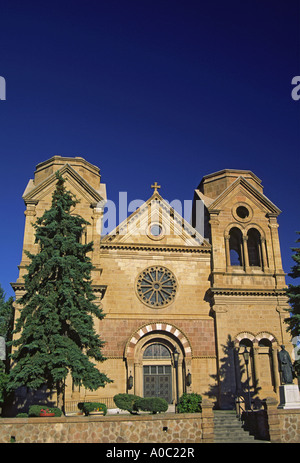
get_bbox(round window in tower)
[236,206,249,219]
[232,203,253,223]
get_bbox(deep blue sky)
[0,0,299,298]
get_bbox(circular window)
[150,224,162,236]
[232,203,253,223]
[136,266,177,308]
[236,206,249,219]
[147,222,164,240]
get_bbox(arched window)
[239,338,253,350]
[247,228,261,267]
[258,338,272,348]
[229,227,243,266]
[143,343,171,359]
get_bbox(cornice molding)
[11,282,108,299]
[209,287,287,297]
[92,284,107,299]
[100,242,211,254]
[10,282,26,292]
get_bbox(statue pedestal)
[278,385,300,409]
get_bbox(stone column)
[91,202,103,283]
[253,343,260,392]
[201,399,214,443]
[185,358,193,393]
[17,201,38,281]
[272,343,280,392]
[260,237,268,270]
[233,346,242,395]
[268,213,286,287]
[265,397,281,443]
[208,210,221,273]
[224,233,231,270]
[242,235,249,271]
[178,359,184,399]
[134,362,143,397]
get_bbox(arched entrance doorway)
[143,343,173,403]
[125,323,192,404]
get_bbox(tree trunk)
[56,380,65,414]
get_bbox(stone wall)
[278,410,300,443]
[0,413,204,444]
[265,397,300,443]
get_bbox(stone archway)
[124,323,192,403]
[234,331,279,400]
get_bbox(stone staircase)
[213,410,269,443]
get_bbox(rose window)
[136,266,177,308]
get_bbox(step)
[214,432,254,438]
[214,437,269,443]
[214,429,254,438]
[212,410,270,443]
[214,420,242,426]
[214,426,250,434]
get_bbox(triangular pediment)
[102,192,210,249]
[23,163,105,205]
[206,176,281,215]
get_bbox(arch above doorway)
[124,322,193,403]
[124,322,193,360]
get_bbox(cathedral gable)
[207,176,281,216]
[22,163,106,206]
[102,191,209,249]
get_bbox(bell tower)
[193,169,290,408]
[12,155,107,325]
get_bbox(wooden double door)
[143,365,172,403]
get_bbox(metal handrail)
[235,395,254,420]
[235,396,246,420]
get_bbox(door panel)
[143,365,172,403]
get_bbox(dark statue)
[278,345,294,385]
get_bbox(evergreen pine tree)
[0,285,14,341]
[0,286,14,404]
[9,174,111,409]
[285,231,300,375]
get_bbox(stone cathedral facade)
[12,156,293,410]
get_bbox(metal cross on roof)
[151,181,161,193]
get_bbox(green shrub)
[177,393,202,413]
[82,402,107,416]
[137,397,168,414]
[16,412,28,418]
[113,393,141,414]
[28,405,62,417]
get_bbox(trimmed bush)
[28,405,62,417]
[81,402,107,416]
[177,393,202,413]
[137,397,168,414]
[113,393,141,414]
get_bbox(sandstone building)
[12,156,292,411]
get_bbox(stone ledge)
[0,412,202,424]
[0,413,204,444]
